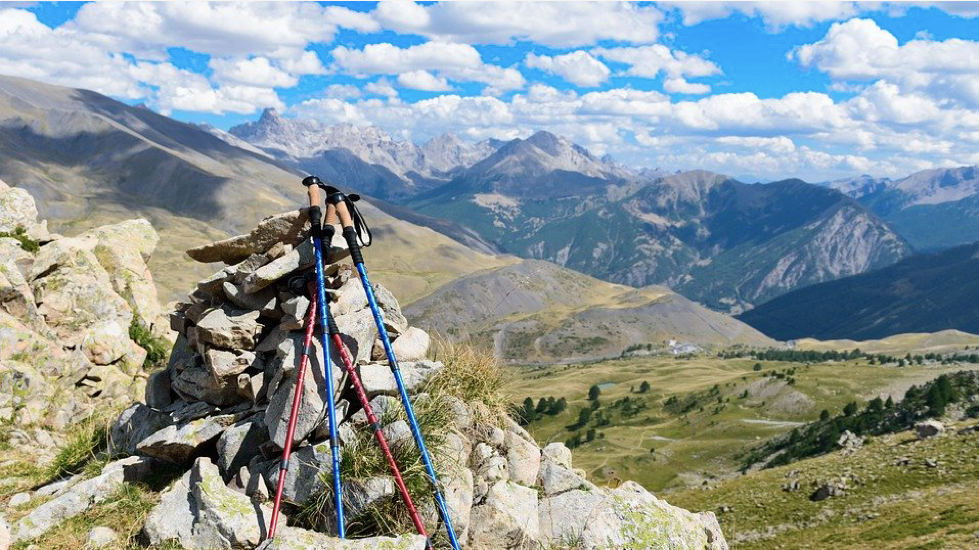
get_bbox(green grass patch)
[129,315,170,369]
[0,226,40,253]
[45,417,110,481]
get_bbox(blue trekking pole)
[301,176,344,537]
[321,181,461,550]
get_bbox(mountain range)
[825,166,979,251]
[738,241,979,340]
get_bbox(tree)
[586,428,596,442]
[523,397,535,422]
[819,409,831,421]
[843,401,858,417]
[577,407,592,426]
[867,396,884,412]
[553,397,568,414]
[753,363,762,371]
[588,385,601,401]
[536,398,548,414]
[639,381,651,393]
[885,396,894,408]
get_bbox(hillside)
[0,75,507,303]
[509,350,979,493]
[827,166,979,250]
[737,241,979,341]
[409,163,910,312]
[405,259,774,362]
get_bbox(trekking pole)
[322,181,462,550]
[302,176,345,537]
[267,281,319,539]
[324,305,432,548]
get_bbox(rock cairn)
[0,179,166,458]
[7,197,728,549]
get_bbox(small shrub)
[427,338,510,427]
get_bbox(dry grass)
[427,337,513,427]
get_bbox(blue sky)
[3,1,979,181]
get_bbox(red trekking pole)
[324,299,431,547]
[267,283,320,539]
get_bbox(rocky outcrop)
[0,182,166,440]
[8,202,726,549]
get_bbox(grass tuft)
[45,416,110,481]
[128,315,170,369]
[427,337,512,427]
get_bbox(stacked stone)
[0,179,166,457]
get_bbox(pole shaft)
[331,333,432,548]
[313,235,345,537]
[267,291,318,539]
[355,263,461,550]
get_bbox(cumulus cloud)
[397,70,453,91]
[524,51,610,87]
[665,1,860,29]
[593,45,721,80]
[664,78,711,95]
[372,1,663,47]
[331,42,524,93]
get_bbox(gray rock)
[542,442,573,469]
[85,526,117,548]
[205,348,263,381]
[381,420,412,447]
[469,481,540,549]
[331,277,367,317]
[915,420,945,439]
[14,457,155,542]
[539,482,728,550]
[349,395,399,425]
[143,457,280,549]
[217,415,269,480]
[333,307,378,366]
[372,283,408,336]
[8,492,30,507]
[265,356,329,449]
[186,210,310,265]
[537,459,595,496]
[172,363,244,407]
[263,443,333,505]
[391,327,430,362]
[194,306,262,350]
[223,282,277,315]
[357,361,443,398]
[0,514,9,550]
[443,466,475,541]
[110,403,173,456]
[505,425,541,487]
[810,481,846,502]
[241,236,349,294]
[337,477,395,523]
[278,293,310,330]
[254,526,425,550]
[136,414,236,464]
[145,368,174,409]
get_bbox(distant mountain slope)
[737,241,979,340]
[826,166,979,250]
[0,75,508,302]
[405,259,774,362]
[410,160,911,312]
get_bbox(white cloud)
[331,41,524,93]
[794,18,979,108]
[593,45,721,80]
[324,84,362,99]
[665,1,861,29]
[373,1,663,47]
[365,78,398,98]
[209,57,297,88]
[664,77,711,94]
[525,51,610,87]
[397,70,452,91]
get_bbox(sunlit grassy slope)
[510,354,979,493]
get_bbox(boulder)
[186,210,310,265]
[542,442,573,470]
[262,443,333,504]
[333,307,378,365]
[205,348,263,381]
[538,482,728,550]
[136,414,236,464]
[915,420,945,439]
[391,327,430,362]
[193,306,262,351]
[110,403,173,456]
[14,456,155,542]
[216,415,269,480]
[143,457,280,549]
[172,363,244,407]
[469,481,540,549]
[82,219,163,328]
[538,459,595,496]
[0,185,49,241]
[223,282,277,316]
[357,361,444,398]
[145,368,174,409]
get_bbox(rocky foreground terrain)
[0,182,727,549]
